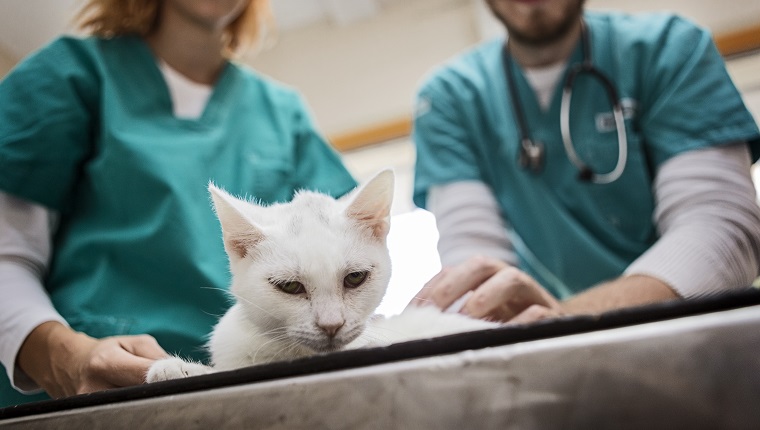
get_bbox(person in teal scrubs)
[0,0,356,406]
[411,1,760,321]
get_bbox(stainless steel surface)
[3,305,759,429]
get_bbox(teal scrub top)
[0,35,356,406]
[413,12,760,298]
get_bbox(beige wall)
[1,0,757,137]
[245,0,760,138]
[246,0,479,137]
[586,0,760,34]
[0,44,18,78]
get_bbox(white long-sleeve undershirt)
[0,194,63,392]
[428,143,760,298]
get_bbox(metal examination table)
[1,290,759,429]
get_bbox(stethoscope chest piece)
[518,138,545,173]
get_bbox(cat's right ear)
[208,183,264,260]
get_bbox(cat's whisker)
[354,331,392,345]
[258,331,291,344]
[200,286,249,309]
[365,324,408,336]
[200,285,234,295]
[216,289,279,319]
[356,324,417,345]
[200,309,228,319]
[259,326,288,335]
[251,332,294,362]
[270,340,304,362]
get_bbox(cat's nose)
[318,321,345,338]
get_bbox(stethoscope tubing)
[505,19,628,183]
[560,64,628,184]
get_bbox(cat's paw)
[145,356,213,383]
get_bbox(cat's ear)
[208,183,264,260]
[344,169,394,241]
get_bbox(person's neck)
[508,20,582,69]
[146,14,227,85]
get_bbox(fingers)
[410,256,509,310]
[459,266,534,321]
[408,268,450,307]
[506,304,561,326]
[413,257,565,326]
[98,347,157,388]
[123,335,170,360]
[81,335,170,391]
[460,267,563,323]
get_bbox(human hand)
[17,321,169,398]
[409,255,563,324]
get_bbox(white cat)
[146,170,499,382]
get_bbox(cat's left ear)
[344,169,394,241]
[208,183,264,260]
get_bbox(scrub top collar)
[127,35,241,126]
[502,35,586,125]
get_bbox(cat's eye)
[344,271,368,289]
[274,280,306,295]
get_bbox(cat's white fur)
[146,170,499,383]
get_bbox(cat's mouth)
[299,338,347,353]
[317,341,345,353]
[300,325,364,353]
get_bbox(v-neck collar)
[504,40,584,123]
[129,36,239,126]
[523,62,566,112]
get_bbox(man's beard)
[509,12,580,46]
[493,0,585,47]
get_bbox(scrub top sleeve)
[412,78,483,209]
[290,94,357,198]
[639,18,760,168]
[0,38,98,212]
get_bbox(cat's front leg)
[145,356,214,383]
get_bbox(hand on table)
[17,321,169,398]
[409,255,563,324]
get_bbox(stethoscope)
[503,20,628,184]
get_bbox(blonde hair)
[75,0,274,57]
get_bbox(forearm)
[0,190,66,392]
[0,261,69,392]
[625,143,760,297]
[561,274,679,315]
[17,321,95,396]
[563,144,759,315]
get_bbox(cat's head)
[209,170,394,353]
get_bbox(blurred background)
[1,0,759,314]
